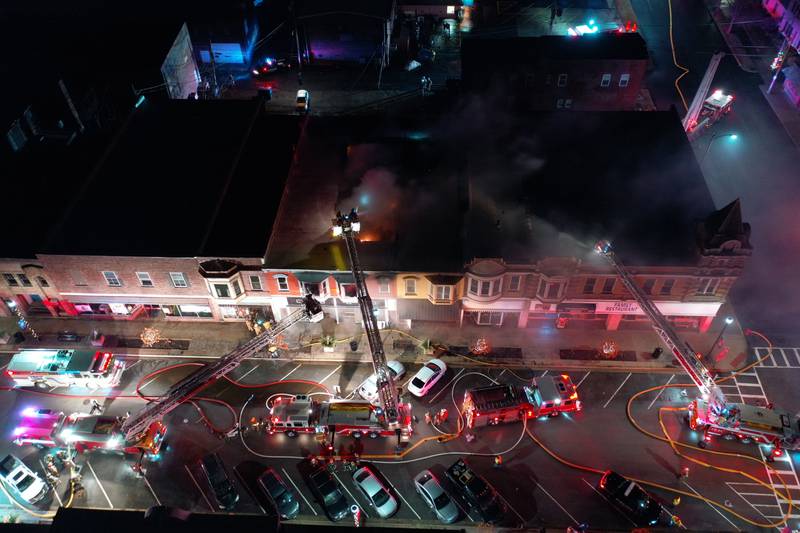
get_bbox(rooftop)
[265,109,715,271]
[39,100,300,258]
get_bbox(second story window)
[537,279,565,300]
[660,279,675,295]
[3,273,19,287]
[557,73,568,87]
[405,278,417,295]
[275,275,289,292]
[17,274,32,287]
[250,275,263,291]
[378,277,391,294]
[509,275,521,292]
[103,271,121,287]
[601,73,611,87]
[340,283,357,298]
[583,277,596,294]
[214,284,230,298]
[697,278,719,295]
[642,279,655,295]
[602,278,615,295]
[430,285,452,302]
[36,276,49,288]
[170,272,188,288]
[232,279,242,297]
[619,73,630,88]
[136,272,154,287]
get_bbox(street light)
[701,132,738,164]
[708,315,735,358]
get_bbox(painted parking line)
[282,467,317,516]
[331,470,369,518]
[682,480,740,531]
[494,489,525,524]
[532,477,578,525]
[581,478,637,528]
[647,374,675,410]
[317,365,342,386]
[429,368,465,404]
[122,360,142,373]
[185,464,215,512]
[143,475,162,506]
[602,373,632,409]
[575,372,591,389]
[381,471,421,519]
[237,363,261,382]
[726,482,772,522]
[38,459,62,507]
[280,364,302,381]
[497,369,507,380]
[85,460,114,508]
[541,370,549,377]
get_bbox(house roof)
[462,33,648,66]
[265,108,716,271]
[39,100,300,258]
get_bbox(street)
[1,351,798,530]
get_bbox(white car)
[414,469,460,524]
[0,455,47,504]
[407,359,447,397]
[353,466,398,518]
[296,89,310,112]
[357,361,406,404]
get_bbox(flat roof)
[40,101,300,258]
[265,110,714,271]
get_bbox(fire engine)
[463,374,581,429]
[5,349,124,389]
[692,90,734,132]
[269,395,409,439]
[12,408,165,456]
[595,240,800,456]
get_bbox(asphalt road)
[630,0,800,344]
[1,352,799,531]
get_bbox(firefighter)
[424,411,432,425]
[433,411,441,425]
[672,496,681,507]
[493,455,503,468]
[439,408,449,423]
[89,399,102,415]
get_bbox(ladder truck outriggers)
[594,240,800,457]
[117,295,323,466]
[333,209,413,444]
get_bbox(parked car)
[413,469,459,523]
[357,361,406,404]
[257,467,300,519]
[307,465,349,522]
[251,57,292,77]
[353,466,398,518]
[296,89,310,113]
[407,359,447,397]
[598,470,677,527]
[0,455,48,504]
[200,453,239,511]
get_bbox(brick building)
[461,33,648,110]
[1,106,750,333]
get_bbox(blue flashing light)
[729,134,738,141]
[588,19,595,25]
[135,95,146,108]
[17,319,26,329]
[360,194,369,205]
[463,0,474,5]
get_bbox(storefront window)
[162,304,213,318]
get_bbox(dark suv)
[445,459,505,524]
[598,470,676,527]
[200,453,239,511]
[307,465,349,522]
[258,468,300,519]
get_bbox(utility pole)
[682,52,725,132]
[768,38,790,94]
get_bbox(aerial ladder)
[595,240,800,454]
[333,209,412,443]
[121,295,323,445]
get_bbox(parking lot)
[1,351,799,530]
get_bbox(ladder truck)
[120,295,323,460]
[333,209,413,444]
[594,240,800,456]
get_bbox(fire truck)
[5,349,124,389]
[463,374,581,429]
[595,240,800,456]
[693,90,734,131]
[269,395,409,439]
[12,408,165,456]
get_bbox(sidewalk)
[0,309,749,373]
[704,0,800,148]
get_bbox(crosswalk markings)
[754,347,800,368]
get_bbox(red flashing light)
[527,410,533,417]
[570,392,578,400]
[561,374,569,380]
[474,412,480,417]
[704,435,712,441]
[773,448,783,457]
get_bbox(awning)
[294,271,330,284]
[397,299,461,322]
[332,273,355,284]
[424,275,463,285]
